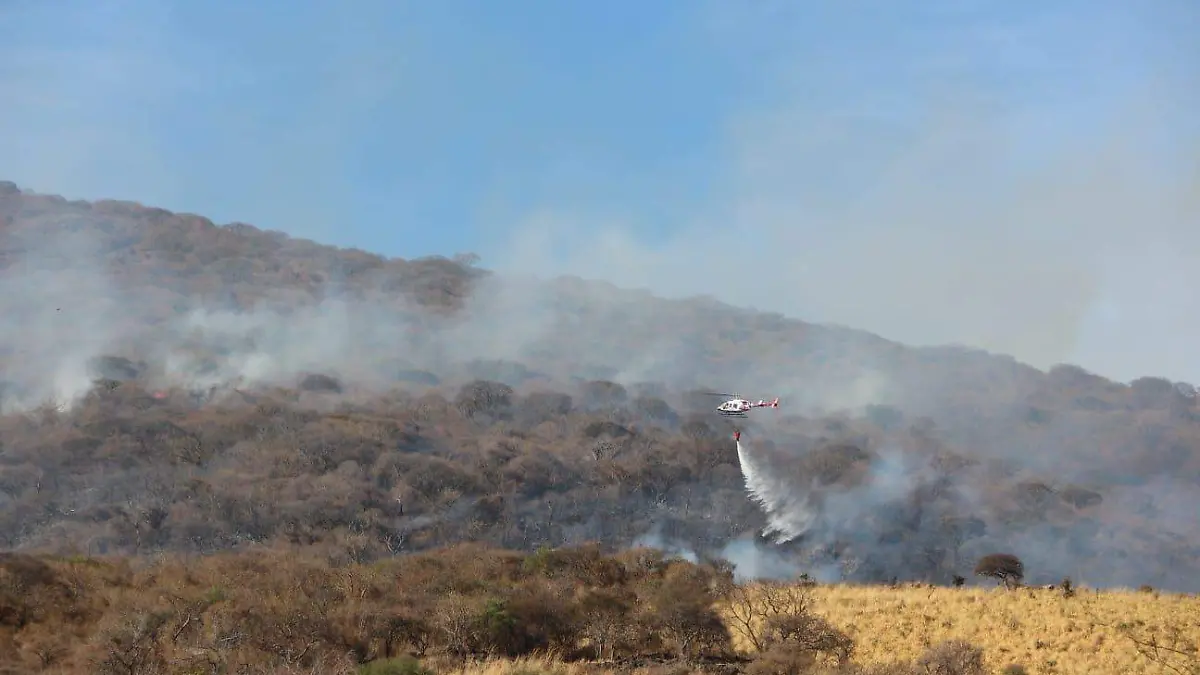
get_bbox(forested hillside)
[1,180,1198,592]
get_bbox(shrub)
[746,594,856,675]
[974,553,1024,589]
[915,639,986,675]
[358,656,434,675]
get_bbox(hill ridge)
[0,179,1198,594]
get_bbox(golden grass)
[431,655,690,675]
[722,583,1200,675]
[397,585,1199,675]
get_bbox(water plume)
[735,430,813,543]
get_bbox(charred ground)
[1,181,1198,592]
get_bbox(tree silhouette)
[974,553,1025,589]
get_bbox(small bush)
[358,655,434,675]
[746,645,820,675]
[748,611,856,675]
[915,639,985,675]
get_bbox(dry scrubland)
[2,545,1198,675]
[2,183,1200,674]
[2,181,1199,590]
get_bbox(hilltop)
[0,180,1198,592]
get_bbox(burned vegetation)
[0,183,1199,601]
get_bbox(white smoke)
[0,221,127,414]
[735,432,814,543]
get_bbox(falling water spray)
[734,429,817,544]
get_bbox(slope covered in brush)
[0,180,1197,591]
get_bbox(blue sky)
[2,0,1199,382]
[2,0,761,254]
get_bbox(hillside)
[0,180,1198,593]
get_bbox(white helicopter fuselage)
[717,399,751,415]
[715,396,779,417]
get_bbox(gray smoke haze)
[493,102,1200,385]
[0,220,129,411]
[486,4,1200,386]
[731,426,1200,590]
[0,215,898,417]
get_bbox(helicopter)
[706,392,780,418]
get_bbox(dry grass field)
[430,657,672,675]
[728,583,1200,675]
[427,585,1200,675]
